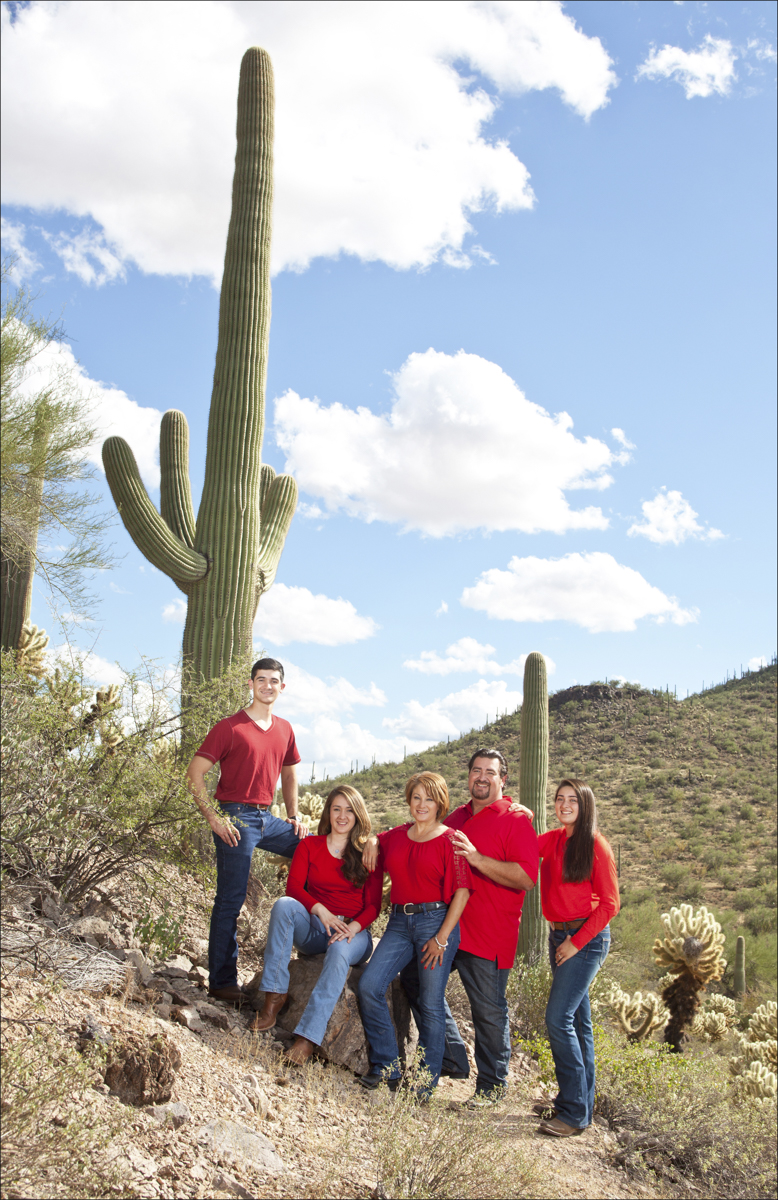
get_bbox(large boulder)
[256,954,417,1075]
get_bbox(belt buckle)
[403,903,414,915]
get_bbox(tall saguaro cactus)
[102,48,297,686]
[517,651,549,965]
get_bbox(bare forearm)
[281,770,299,817]
[471,854,533,890]
[438,888,470,943]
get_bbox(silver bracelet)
[434,935,448,950]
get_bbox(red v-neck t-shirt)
[445,797,539,968]
[196,710,301,806]
[286,836,383,930]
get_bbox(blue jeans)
[260,896,372,1045]
[209,804,300,989]
[545,926,611,1129]
[402,950,511,1095]
[358,910,460,1095]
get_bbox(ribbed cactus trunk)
[1,408,48,652]
[734,935,746,997]
[102,49,297,692]
[517,652,549,966]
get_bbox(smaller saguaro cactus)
[517,652,549,966]
[606,984,668,1042]
[734,934,747,997]
[653,903,727,1053]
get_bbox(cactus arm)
[159,411,196,548]
[257,473,298,592]
[259,463,276,513]
[734,934,746,997]
[102,436,208,585]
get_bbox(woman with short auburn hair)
[534,778,619,1137]
[357,771,471,1098]
[251,785,381,1065]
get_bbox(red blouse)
[537,828,620,949]
[376,824,472,906]
[286,835,383,930]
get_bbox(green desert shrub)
[594,1029,776,1199]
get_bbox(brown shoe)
[538,1117,585,1137]
[285,1036,316,1066]
[248,992,288,1032]
[532,1100,558,1118]
[208,985,248,1008]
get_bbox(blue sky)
[2,0,776,776]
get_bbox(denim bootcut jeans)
[545,925,611,1129]
[209,803,300,989]
[261,895,372,1045]
[358,908,460,1096]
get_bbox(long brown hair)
[555,778,597,884]
[317,785,372,888]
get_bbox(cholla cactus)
[45,666,87,711]
[606,984,668,1042]
[691,993,737,1042]
[15,620,49,678]
[730,1001,778,1084]
[271,791,324,833]
[653,905,727,1053]
[691,1011,728,1042]
[733,1061,777,1106]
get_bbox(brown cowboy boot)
[248,992,288,1032]
[285,1036,316,1066]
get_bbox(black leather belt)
[391,902,448,915]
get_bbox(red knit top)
[376,824,473,906]
[286,835,383,930]
[538,828,620,949]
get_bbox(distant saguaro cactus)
[517,652,548,965]
[102,49,297,689]
[734,934,746,997]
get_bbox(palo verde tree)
[1,257,113,654]
[102,48,297,692]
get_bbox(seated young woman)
[251,785,382,1065]
[357,771,472,1098]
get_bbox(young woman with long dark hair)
[535,778,619,1137]
[251,785,382,1064]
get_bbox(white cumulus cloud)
[627,488,724,545]
[1,1,615,281]
[404,636,556,678]
[11,333,162,490]
[275,349,622,536]
[384,678,523,742]
[748,656,768,671]
[461,551,698,633]
[253,584,378,646]
[637,35,737,99]
[1,216,41,279]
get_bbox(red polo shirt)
[445,797,539,968]
[196,710,300,806]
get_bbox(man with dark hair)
[187,658,305,1005]
[398,747,538,1105]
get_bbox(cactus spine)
[734,934,746,997]
[102,49,297,688]
[517,652,548,965]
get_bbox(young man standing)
[399,748,539,1105]
[187,658,306,1005]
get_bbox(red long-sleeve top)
[286,835,383,930]
[376,824,473,906]
[538,828,620,949]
